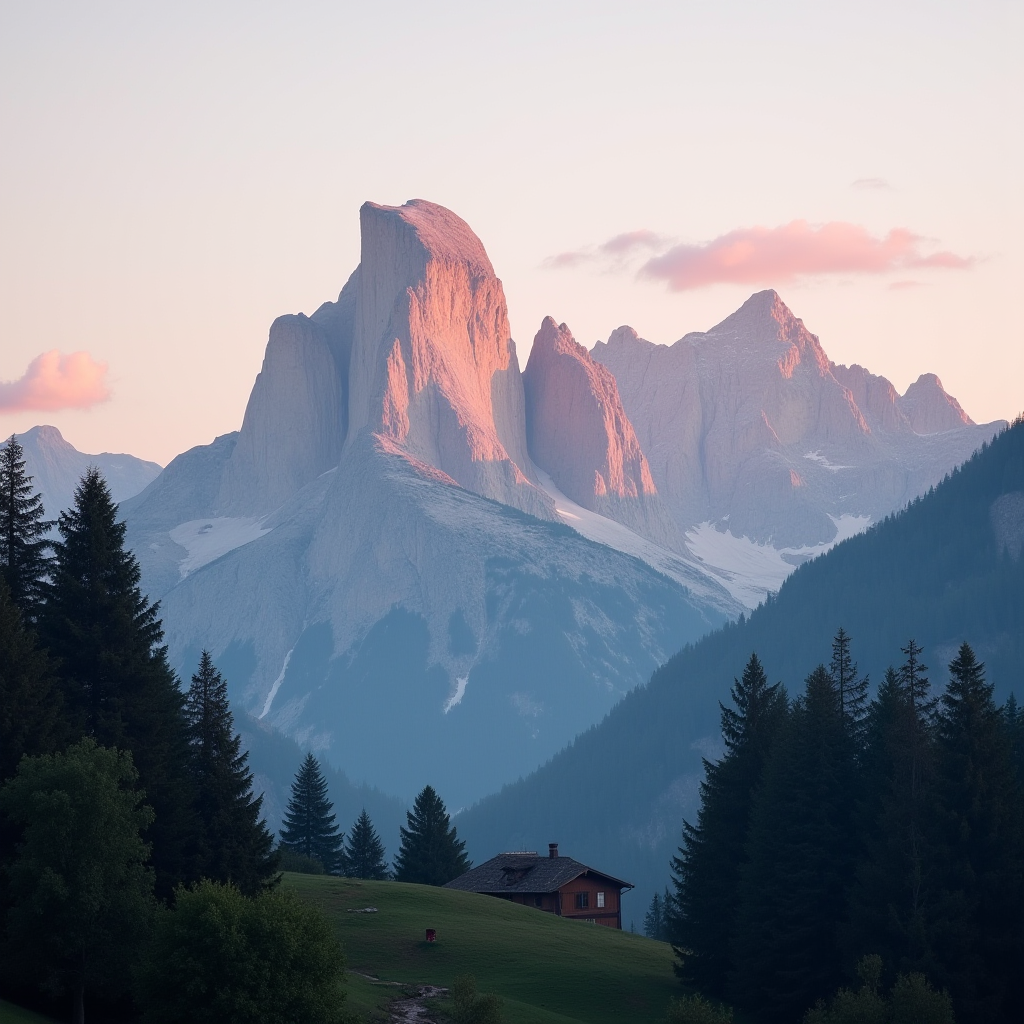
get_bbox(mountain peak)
[359,199,494,278]
[523,317,678,549]
[901,372,974,433]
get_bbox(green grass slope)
[285,873,678,1024]
[0,1000,58,1024]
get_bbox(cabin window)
[534,896,543,907]
[574,892,589,909]
[597,892,606,908]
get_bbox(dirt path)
[387,984,448,1023]
[348,973,449,1023]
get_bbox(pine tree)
[829,626,869,741]
[39,467,194,896]
[344,808,389,879]
[184,651,278,893]
[1004,693,1024,788]
[925,643,1023,1024]
[393,785,471,885]
[730,665,857,1023]
[279,753,344,873]
[0,577,64,781]
[0,434,53,615]
[644,891,664,940]
[847,652,937,980]
[670,652,787,998]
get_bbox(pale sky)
[1,0,1021,465]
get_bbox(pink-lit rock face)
[592,289,998,547]
[347,199,550,517]
[900,373,973,434]
[522,317,678,546]
[524,317,656,502]
[830,362,911,434]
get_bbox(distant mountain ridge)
[15,425,161,520]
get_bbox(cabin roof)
[443,852,633,895]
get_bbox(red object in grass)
[426,929,436,942]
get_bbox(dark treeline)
[0,439,298,1021]
[669,632,1024,1024]
[1,433,472,1021]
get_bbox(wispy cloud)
[544,228,668,269]
[639,221,973,291]
[851,177,892,190]
[888,279,925,290]
[0,350,111,412]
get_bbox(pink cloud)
[0,350,111,412]
[544,228,667,269]
[599,229,667,255]
[640,220,973,291]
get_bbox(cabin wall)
[556,876,622,928]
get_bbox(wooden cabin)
[443,843,633,929]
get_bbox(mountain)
[14,424,162,520]
[592,291,1004,606]
[456,417,1024,912]
[523,316,679,550]
[121,199,733,808]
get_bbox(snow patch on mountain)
[535,468,740,615]
[685,514,872,608]
[169,517,271,578]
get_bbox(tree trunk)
[72,981,84,1024]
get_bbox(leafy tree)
[0,434,53,615]
[0,577,63,781]
[0,739,156,1024]
[184,651,277,893]
[804,955,954,1024]
[731,665,857,1022]
[665,993,733,1024]
[344,808,389,879]
[135,879,346,1024]
[926,643,1023,1024]
[670,652,786,997]
[279,753,344,873]
[803,955,888,1024]
[393,784,471,885]
[39,467,194,895]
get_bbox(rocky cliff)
[593,290,1003,559]
[523,316,678,549]
[122,199,732,807]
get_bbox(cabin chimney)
[549,843,558,859]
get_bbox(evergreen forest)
[668,635,1024,1024]
[459,418,1024,915]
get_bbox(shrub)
[450,975,503,1024]
[136,879,346,1024]
[665,992,733,1024]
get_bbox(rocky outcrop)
[830,362,911,434]
[900,373,973,434]
[523,317,678,548]
[220,314,346,513]
[347,200,551,518]
[593,290,1002,548]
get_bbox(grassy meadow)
[285,872,679,1024]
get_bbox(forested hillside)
[458,417,1024,914]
